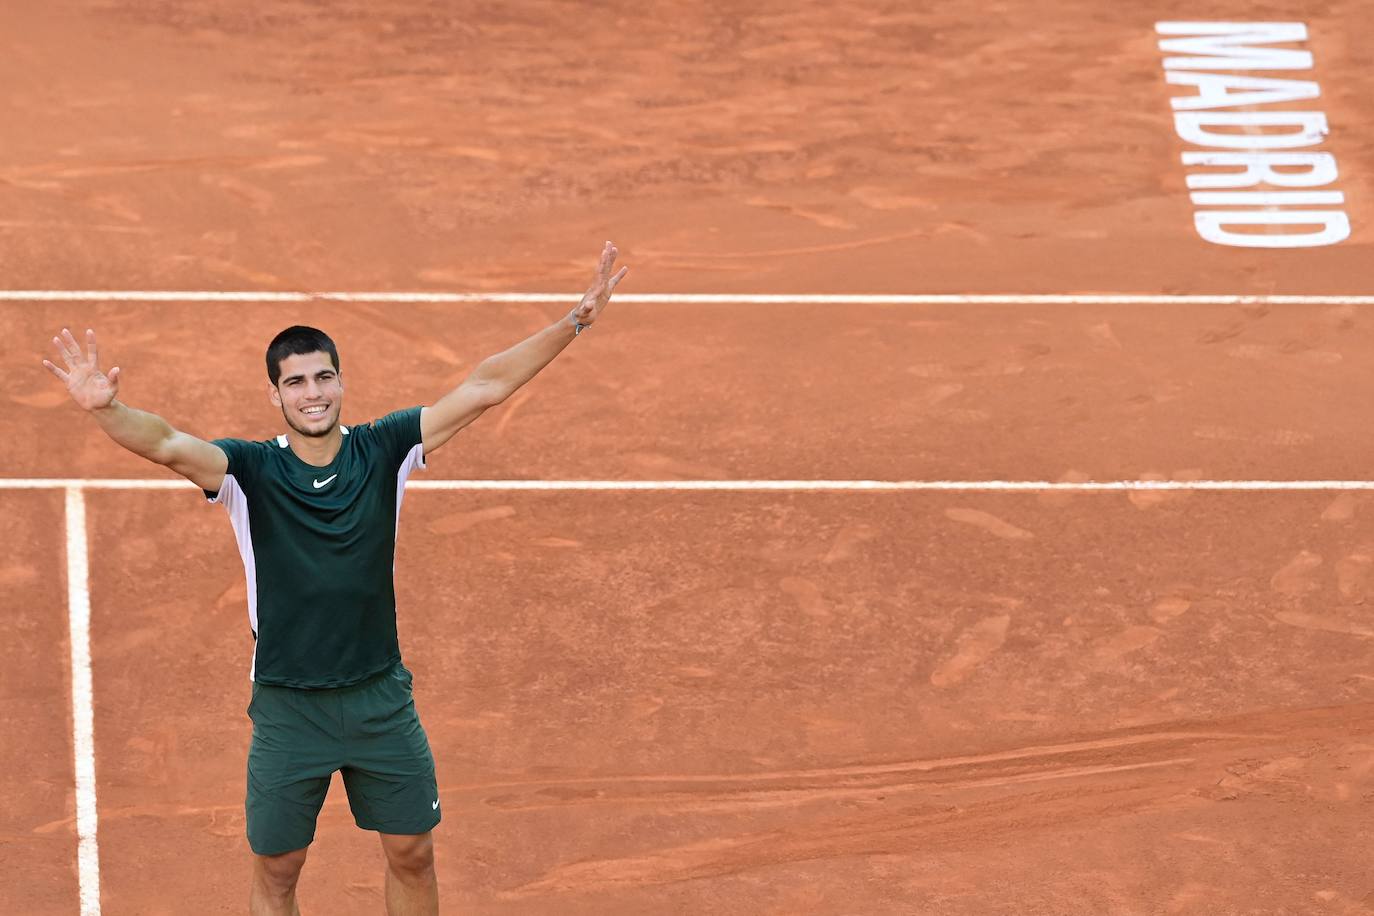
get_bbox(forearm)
[89,401,177,462]
[469,313,579,401]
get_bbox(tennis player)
[41,242,628,915]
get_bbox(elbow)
[467,375,510,408]
[463,363,506,406]
[484,385,512,408]
[450,381,503,413]
[145,436,177,467]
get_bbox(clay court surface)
[3,1,1374,913]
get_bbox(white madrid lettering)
[1155,22,1349,248]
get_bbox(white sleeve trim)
[209,473,261,681]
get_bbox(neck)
[286,426,343,466]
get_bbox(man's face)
[268,351,343,438]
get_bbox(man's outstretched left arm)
[420,241,628,455]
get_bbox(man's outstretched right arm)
[42,328,227,493]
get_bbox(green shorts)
[245,661,440,856]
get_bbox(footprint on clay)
[216,579,248,610]
[930,614,1011,687]
[1273,609,1374,638]
[931,407,991,424]
[744,195,855,230]
[1150,597,1192,624]
[1085,322,1122,349]
[845,185,936,211]
[531,537,582,548]
[201,173,275,212]
[779,577,831,619]
[1336,551,1373,602]
[623,451,730,479]
[822,523,876,564]
[908,362,1025,379]
[944,508,1033,540]
[1127,472,1170,510]
[427,505,517,535]
[1321,493,1359,522]
[1270,550,1323,597]
[916,383,964,408]
[1038,469,1092,508]
[933,221,992,244]
[10,388,70,409]
[1128,470,1203,511]
[1094,625,1162,661]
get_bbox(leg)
[341,664,442,914]
[249,846,309,916]
[380,831,438,916]
[244,681,336,914]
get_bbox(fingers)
[108,366,121,386]
[597,240,619,279]
[61,327,82,358]
[578,242,627,325]
[52,334,78,370]
[41,359,70,383]
[51,326,98,370]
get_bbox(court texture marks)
[2,2,1373,914]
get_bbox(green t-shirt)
[205,407,426,688]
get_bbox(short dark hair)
[266,326,340,385]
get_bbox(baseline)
[2,291,1374,305]
[5,479,1374,492]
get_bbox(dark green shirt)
[205,407,426,688]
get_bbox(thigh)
[340,664,441,835]
[246,682,342,856]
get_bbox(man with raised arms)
[41,242,628,915]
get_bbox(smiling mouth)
[301,405,329,417]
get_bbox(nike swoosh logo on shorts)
[312,474,338,489]
[432,799,440,810]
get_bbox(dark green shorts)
[245,661,440,856]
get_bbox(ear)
[267,382,282,407]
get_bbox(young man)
[41,243,628,916]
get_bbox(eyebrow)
[281,369,336,384]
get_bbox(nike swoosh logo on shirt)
[312,474,338,489]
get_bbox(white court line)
[6,478,1374,491]
[3,291,1374,305]
[64,486,101,916]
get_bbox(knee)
[254,846,308,895]
[383,832,435,877]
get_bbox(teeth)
[303,406,327,415]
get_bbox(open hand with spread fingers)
[569,241,629,333]
[43,327,121,411]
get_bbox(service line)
[2,291,1374,305]
[64,486,101,915]
[6,478,1374,491]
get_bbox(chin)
[297,421,336,439]
[285,409,338,438]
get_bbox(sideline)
[64,486,101,915]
